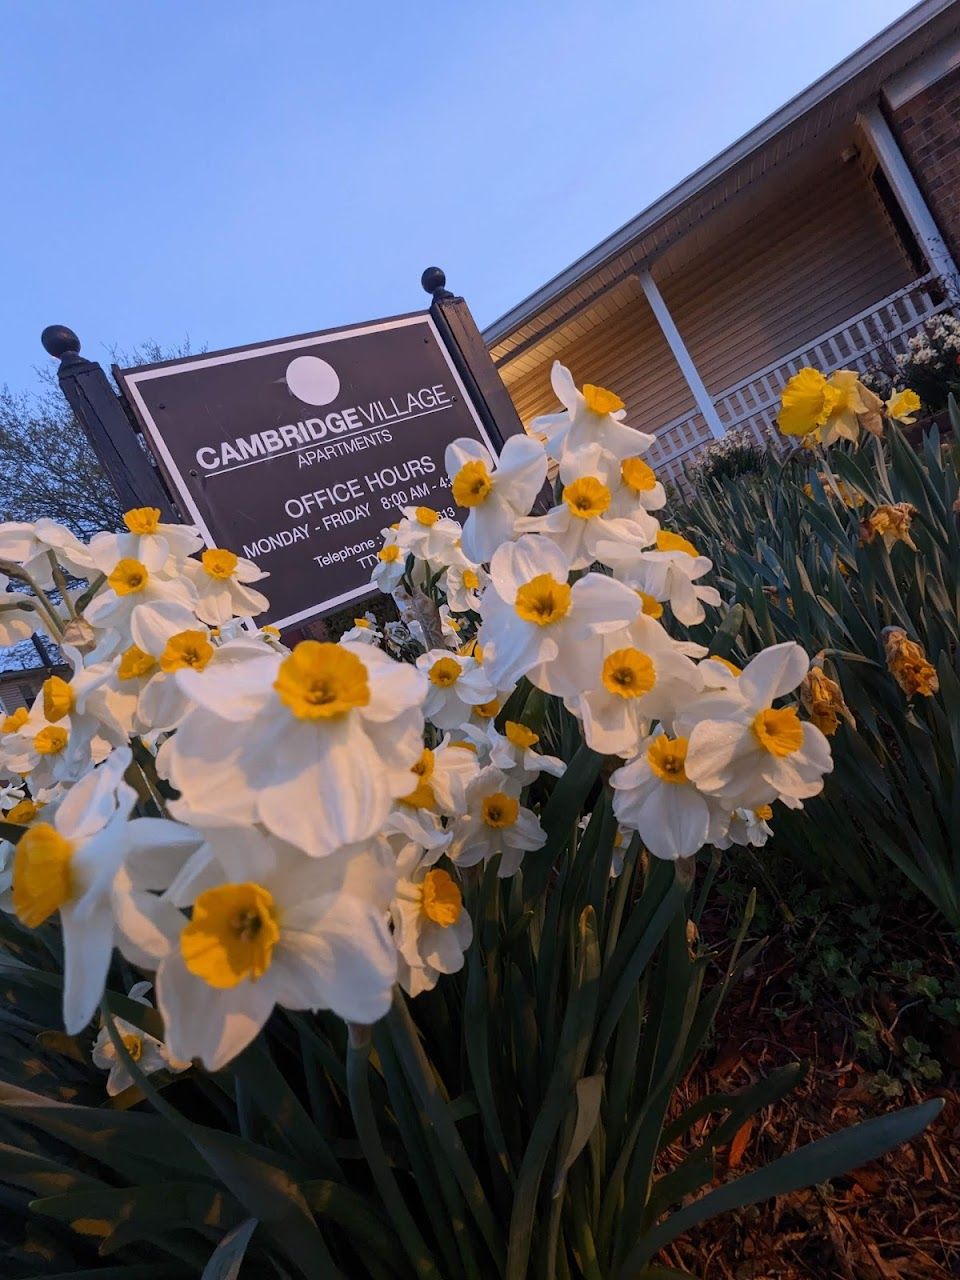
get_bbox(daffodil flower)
[0,701,111,790]
[391,844,473,997]
[558,442,666,518]
[443,562,488,614]
[531,362,655,471]
[392,738,480,817]
[416,649,497,731]
[601,530,722,625]
[611,731,728,860]
[91,981,188,1096]
[182,548,270,626]
[117,827,397,1070]
[86,507,203,576]
[567,614,703,758]
[683,643,832,810]
[485,720,565,785]
[0,573,37,647]
[714,806,774,850]
[161,640,426,858]
[392,507,463,565]
[340,615,382,645]
[0,519,92,587]
[515,473,658,570]
[777,368,882,444]
[84,538,197,645]
[9,748,189,1034]
[479,534,640,696]
[384,805,453,863]
[0,780,26,809]
[133,602,267,734]
[449,767,545,878]
[885,388,921,425]
[444,435,547,564]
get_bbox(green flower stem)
[47,551,78,619]
[387,996,506,1274]
[0,557,65,643]
[346,1033,443,1280]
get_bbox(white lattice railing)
[648,272,952,488]
[646,409,715,488]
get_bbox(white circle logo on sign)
[285,355,340,406]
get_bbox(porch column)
[636,269,726,439]
[859,103,958,285]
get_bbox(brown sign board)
[117,311,506,629]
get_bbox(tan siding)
[504,283,694,432]
[500,158,914,442]
[659,159,914,394]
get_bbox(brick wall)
[891,64,960,269]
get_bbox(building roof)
[483,0,960,361]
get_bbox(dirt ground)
[660,904,960,1279]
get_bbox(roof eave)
[482,0,954,348]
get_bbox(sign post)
[423,267,524,448]
[41,325,178,521]
[44,269,523,631]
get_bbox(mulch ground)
[658,901,960,1279]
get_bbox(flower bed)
[0,362,944,1277]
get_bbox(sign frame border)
[116,310,501,630]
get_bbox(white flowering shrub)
[0,360,938,1276]
[861,312,960,412]
[686,427,766,491]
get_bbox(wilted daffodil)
[800,665,855,737]
[883,627,939,698]
[803,473,865,508]
[860,502,918,552]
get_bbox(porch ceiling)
[485,0,960,365]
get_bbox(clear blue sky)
[2,0,915,394]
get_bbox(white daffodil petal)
[739,642,810,708]
[158,951,275,1071]
[61,901,115,1034]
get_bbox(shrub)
[686,428,767,492]
[862,312,960,415]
